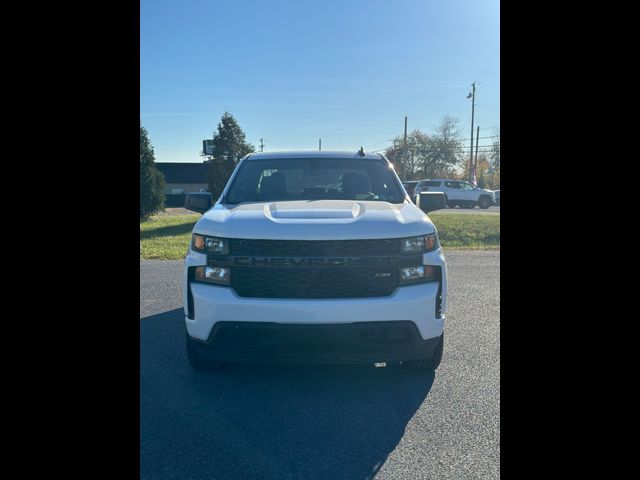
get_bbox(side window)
[425,181,441,187]
[461,182,473,190]
[445,181,460,189]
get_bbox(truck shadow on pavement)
[141,308,435,480]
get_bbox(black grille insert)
[228,238,400,257]
[208,238,415,299]
[231,265,398,299]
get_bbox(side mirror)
[185,192,213,214]
[417,191,446,213]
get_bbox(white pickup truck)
[183,150,448,371]
[414,179,496,209]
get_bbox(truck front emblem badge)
[375,272,391,278]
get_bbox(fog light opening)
[194,266,230,285]
[401,266,425,281]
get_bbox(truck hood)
[194,200,436,240]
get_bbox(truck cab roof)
[244,150,386,161]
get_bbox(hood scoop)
[264,201,364,223]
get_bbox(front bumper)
[191,321,442,364]
[183,248,447,354]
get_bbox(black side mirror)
[185,192,213,214]
[417,191,446,213]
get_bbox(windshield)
[225,158,406,204]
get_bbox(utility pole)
[319,138,322,151]
[467,82,476,183]
[402,116,408,180]
[474,125,480,186]
[260,138,264,153]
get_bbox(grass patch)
[140,212,499,260]
[429,213,500,249]
[140,213,199,260]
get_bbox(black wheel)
[409,334,444,372]
[478,196,491,209]
[186,332,202,370]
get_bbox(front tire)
[409,334,444,372]
[478,196,491,209]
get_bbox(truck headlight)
[192,234,229,255]
[399,265,439,284]
[401,234,439,254]
[194,266,230,285]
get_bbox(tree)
[206,112,255,199]
[140,124,165,219]
[428,116,463,177]
[487,129,500,189]
[384,116,463,180]
[475,153,491,188]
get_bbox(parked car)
[494,190,500,206]
[183,150,448,371]
[402,180,420,201]
[414,179,495,209]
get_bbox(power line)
[460,135,500,142]
[373,142,498,154]
[371,135,498,148]
[476,82,499,89]
[460,144,498,149]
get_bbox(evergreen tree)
[140,124,166,219]
[206,112,255,199]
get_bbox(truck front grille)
[231,265,399,299]
[204,238,401,299]
[227,238,400,257]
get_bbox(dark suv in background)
[402,181,419,201]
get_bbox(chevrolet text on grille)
[232,256,398,267]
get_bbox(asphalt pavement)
[140,250,500,479]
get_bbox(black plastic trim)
[191,321,443,364]
[186,267,196,319]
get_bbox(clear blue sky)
[141,0,499,163]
